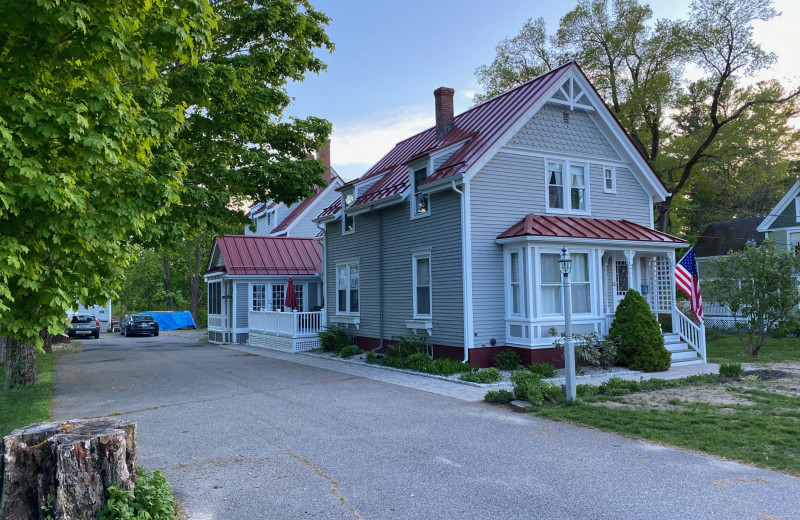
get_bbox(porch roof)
[211,235,322,276]
[497,214,685,244]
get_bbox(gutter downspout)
[451,180,471,363]
[370,206,385,350]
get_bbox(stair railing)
[675,309,706,362]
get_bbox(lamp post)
[559,247,576,403]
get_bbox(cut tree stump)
[0,418,137,520]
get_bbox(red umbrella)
[284,277,297,310]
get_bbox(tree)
[474,0,800,233]
[0,1,217,386]
[141,0,333,321]
[705,240,800,357]
[608,290,671,372]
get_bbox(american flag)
[675,247,703,323]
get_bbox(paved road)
[53,334,800,520]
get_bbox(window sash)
[414,168,429,215]
[272,284,286,312]
[547,162,564,210]
[604,167,615,191]
[208,282,221,315]
[252,284,266,311]
[540,252,591,315]
[336,264,360,314]
[414,255,431,316]
[570,164,585,211]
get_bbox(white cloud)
[329,104,434,181]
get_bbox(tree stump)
[0,418,137,520]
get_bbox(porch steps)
[663,333,703,367]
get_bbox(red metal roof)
[497,214,685,244]
[209,235,322,276]
[270,170,341,234]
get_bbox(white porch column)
[667,251,678,333]
[624,250,636,295]
[596,249,605,315]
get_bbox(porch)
[247,309,326,352]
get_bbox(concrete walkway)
[226,343,719,401]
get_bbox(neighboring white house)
[312,61,704,367]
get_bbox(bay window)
[508,249,525,317]
[337,263,359,314]
[540,251,591,315]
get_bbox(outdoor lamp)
[641,283,649,296]
[558,247,572,276]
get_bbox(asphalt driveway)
[52,333,800,519]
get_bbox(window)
[790,232,800,251]
[570,164,586,211]
[208,282,221,315]
[272,284,286,311]
[336,263,359,314]
[342,189,355,234]
[252,284,266,311]
[541,252,591,315]
[413,253,431,317]
[508,250,525,317]
[413,167,429,217]
[541,253,563,314]
[603,166,616,193]
[266,210,273,227]
[294,283,304,312]
[547,162,564,210]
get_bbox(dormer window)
[342,188,355,234]
[413,167,429,217]
[266,209,275,227]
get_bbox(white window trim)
[336,261,360,315]
[342,189,356,235]
[250,283,267,311]
[603,165,616,194]
[795,197,800,223]
[544,157,591,215]
[505,247,527,319]
[412,251,432,318]
[410,165,432,220]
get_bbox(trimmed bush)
[365,350,379,364]
[510,371,563,405]
[484,389,514,404]
[493,349,522,370]
[608,290,670,372]
[719,362,744,378]
[460,367,502,384]
[318,327,350,353]
[338,345,360,359]
[528,362,557,378]
[430,358,472,376]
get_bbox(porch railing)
[248,309,325,338]
[675,310,706,362]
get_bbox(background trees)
[475,0,799,235]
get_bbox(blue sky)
[285,0,800,180]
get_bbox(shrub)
[510,371,562,405]
[365,351,378,364]
[528,362,556,378]
[719,362,744,378]
[460,367,502,384]
[493,349,522,370]
[338,345,360,359]
[429,358,472,376]
[484,389,514,404]
[387,335,429,358]
[608,290,670,372]
[549,329,619,370]
[318,327,350,353]
[98,468,175,520]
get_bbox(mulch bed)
[742,369,790,380]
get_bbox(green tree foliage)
[608,290,671,372]
[0,1,216,386]
[141,0,334,321]
[474,0,799,234]
[705,240,800,357]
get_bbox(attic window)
[412,167,430,218]
[562,112,570,124]
[342,189,355,235]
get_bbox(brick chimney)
[434,87,455,139]
[318,140,331,181]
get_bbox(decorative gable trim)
[548,76,595,111]
[757,179,800,232]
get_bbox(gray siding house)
[314,62,705,367]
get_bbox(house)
[203,145,339,348]
[756,178,800,250]
[695,217,766,328]
[313,61,704,367]
[245,142,344,237]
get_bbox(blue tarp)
[142,311,197,331]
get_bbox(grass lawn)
[707,334,800,363]
[535,381,800,475]
[0,353,56,437]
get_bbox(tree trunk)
[187,235,205,322]
[160,255,174,311]
[40,329,53,354]
[3,336,38,389]
[655,196,673,234]
[0,419,137,520]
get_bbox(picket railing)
[248,310,325,338]
[675,310,706,362]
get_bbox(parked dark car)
[120,314,160,337]
[66,314,100,339]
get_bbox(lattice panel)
[294,339,320,352]
[653,256,672,313]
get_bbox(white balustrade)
[676,310,706,362]
[248,310,325,338]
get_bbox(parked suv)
[66,314,100,339]
[120,314,160,337]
